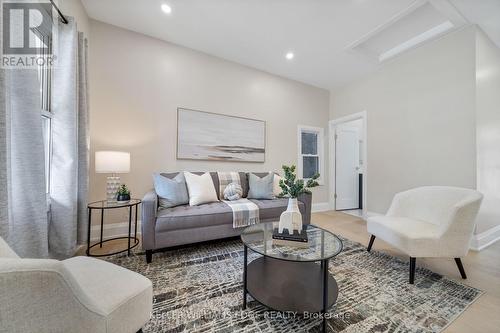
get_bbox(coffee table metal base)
[243,246,338,332]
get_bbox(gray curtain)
[0,69,7,239]
[49,19,89,258]
[0,69,49,258]
[77,32,90,244]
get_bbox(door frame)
[329,111,367,217]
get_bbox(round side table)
[86,199,141,257]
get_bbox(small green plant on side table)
[117,184,131,202]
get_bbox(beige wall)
[330,26,477,214]
[59,0,89,36]
[88,20,330,220]
[475,30,500,234]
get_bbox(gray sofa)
[141,172,312,263]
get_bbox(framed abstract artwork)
[177,108,266,162]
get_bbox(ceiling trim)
[344,0,427,52]
[344,0,469,64]
[430,0,468,26]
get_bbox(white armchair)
[366,186,483,284]
[0,237,153,333]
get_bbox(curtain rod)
[50,0,68,24]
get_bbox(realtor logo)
[1,0,56,68]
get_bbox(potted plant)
[116,184,131,202]
[277,165,319,234]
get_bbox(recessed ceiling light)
[285,52,294,60]
[161,4,172,14]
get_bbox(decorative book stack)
[272,227,309,248]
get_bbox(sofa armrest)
[386,190,414,217]
[0,259,105,331]
[298,192,312,225]
[141,190,158,250]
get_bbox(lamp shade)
[95,151,130,173]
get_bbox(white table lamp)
[95,151,130,202]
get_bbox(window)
[37,33,53,194]
[298,125,324,184]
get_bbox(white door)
[335,123,360,210]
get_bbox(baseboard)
[470,224,500,251]
[365,211,381,218]
[90,220,142,242]
[312,202,331,212]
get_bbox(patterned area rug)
[106,237,482,333]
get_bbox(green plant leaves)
[118,184,130,195]
[278,165,320,198]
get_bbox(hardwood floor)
[76,238,138,256]
[80,211,500,332]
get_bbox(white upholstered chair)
[366,186,483,284]
[0,236,153,333]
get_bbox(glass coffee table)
[241,222,343,333]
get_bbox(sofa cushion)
[63,256,152,331]
[239,172,249,198]
[155,198,305,232]
[249,198,305,221]
[161,172,220,198]
[153,173,189,209]
[184,172,219,206]
[273,174,282,197]
[156,202,233,232]
[247,172,274,199]
[367,215,442,257]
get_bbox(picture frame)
[176,108,266,162]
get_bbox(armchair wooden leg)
[146,250,153,264]
[409,257,416,284]
[367,235,376,252]
[454,258,467,279]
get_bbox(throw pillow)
[273,174,282,197]
[224,182,243,201]
[247,172,275,199]
[153,173,189,209]
[184,172,219,206]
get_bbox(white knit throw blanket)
[217,172,260,228]
[224,199,260,228]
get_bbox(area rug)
[106,237,482,333]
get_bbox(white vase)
[278,198,303,234]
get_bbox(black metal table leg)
[409,257,416,284]
[134,204,138,238]
[243,244,248,309]
[322,258,329,333]
[127,206,132,256]
[99,208,104,248]
[86,207,91,255]
[87,200,141,257]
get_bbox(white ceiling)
[81,0,500,90]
